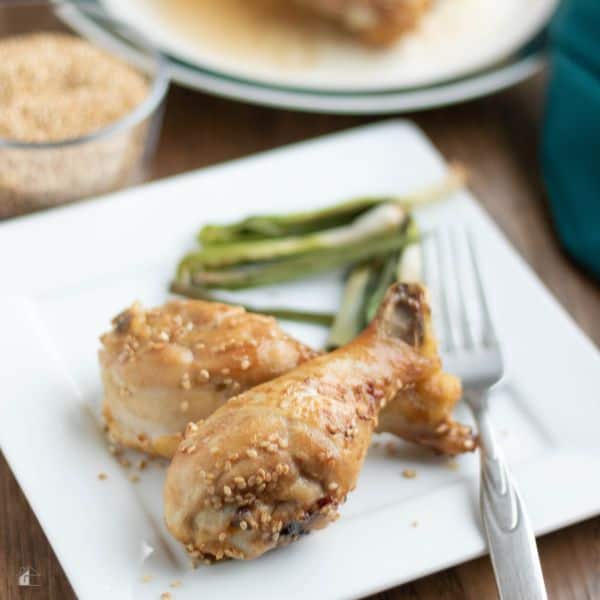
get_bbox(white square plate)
[1,121,599,600]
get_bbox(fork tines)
[421,227,499,353]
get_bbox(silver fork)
[422,228,548,600]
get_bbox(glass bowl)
[0,1,169,218]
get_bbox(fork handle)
[469,390,548,600]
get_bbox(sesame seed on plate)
[118,456,131,468]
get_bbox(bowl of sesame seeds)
[0,1,169,218]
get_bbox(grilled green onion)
[170,282,335,326]
[184,203,407,271]
[198,166,465,245]
[326,263,373,350]
[178,225,411,290]
[364,252,401,324]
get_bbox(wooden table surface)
[2,78,600,600]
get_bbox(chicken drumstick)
[164,282,452,562]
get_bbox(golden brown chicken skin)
[293,0,430,45]
[99,299,473,457]
[164,283,454,562]
[378,372,474,455]
[99,300,317,456]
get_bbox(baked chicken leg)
[100,299,473,457]
[164,282,454,561]
[99,300,317,456]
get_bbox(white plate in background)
[98,0,557,92]
[153,46,547,115]
[57,4,549,115]
[1,121,599,600]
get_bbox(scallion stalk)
[326,263,373,350]
[198,166,465,245]
[199,196,387,244]
[170,282,335,326]
[364,252,401,324]
[177,226,411,290]
[185,203,407,270]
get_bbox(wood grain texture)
[2,78,599,599]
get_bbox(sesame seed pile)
[0,33,148,143]
[0,33,153,218]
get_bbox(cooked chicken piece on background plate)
[99,298,474,458]
[293,0,430,45]
[164,283,456,561]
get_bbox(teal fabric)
[542,0,600,281]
